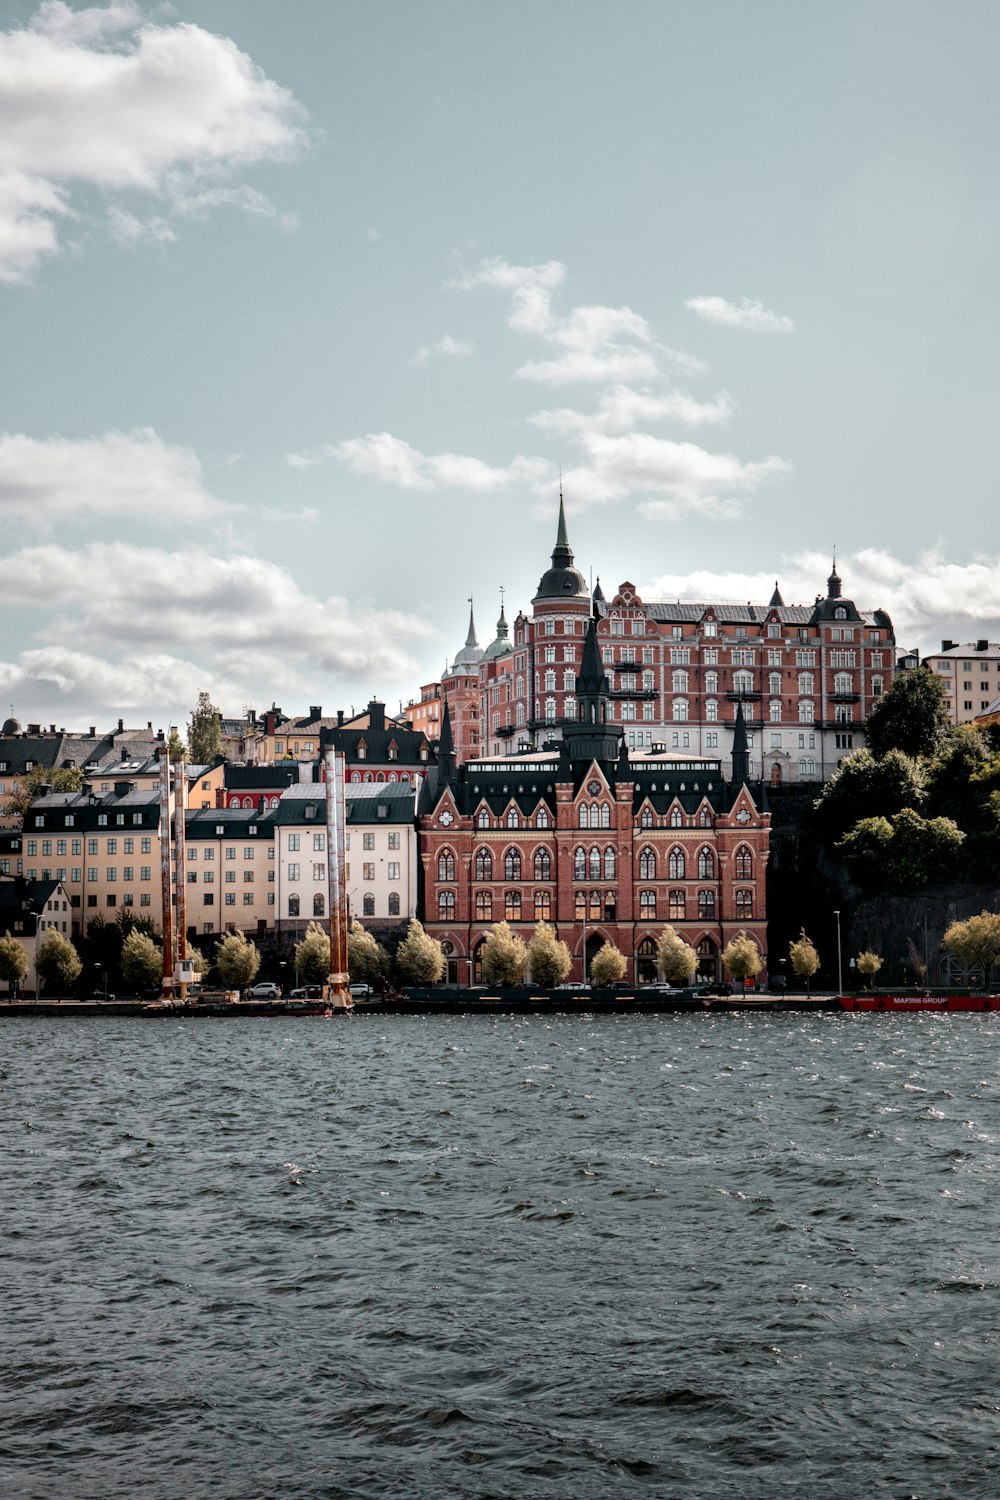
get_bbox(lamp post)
[833,908,843,996]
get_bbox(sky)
[3,0,1000,733]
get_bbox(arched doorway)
[637,936,658,985]
[472,939,487,985]
[697,936,717,981]
[441,939,459,987]
[583,930,605,979]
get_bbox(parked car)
[349,982,372,999]
[247,981,281,999]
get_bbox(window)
[475,848,492,881]
[670,807,682,827]
[533,891,551,921]
[475,891,492,920]
[640,806,653,828]
[505,891,521,921]
[312,893,325,917]
[438,890,455,918]
[477,808,489,828]
[507,808,520,828]
[799,701,814,723]
[363,893,375,916]
[536,807,549,828]
[388,892,400,916]
[668,847,685,879]
[589,846,601,880]
[698,889,715,920]
[833,672,852,694]
[639,847,656,880]
[534,848,551,880]
[799,757,817,777]
[736,890,753,919]
[363,832,374,850]
[288,834,300,852]
[669,890,686,920]
[574,847,586,880]
[640,890,656,918]
[312,833,325,851]
[697,847,715,879]
[504,848,521,880]
[225,892,236,907]
[733,671,753,695]
[735,846,753,878]
[362,862,374,881]
[438,850,455,881]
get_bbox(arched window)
[699,807,712,827]
[351,773,361,783]
[536,807,549,828]
[589,846,601,880]
[640,806,653,828]
[288,894,300,917]
[438,890,455,918]
[733,671,753,695]
[668,846,685,880]
[312,892,324,917]
[639,847,656,880]
[507,807,520,827]
[477,808,490,828]
[438,849,455,881]
[504,848,521,880]
[736,889,753,919]
[672,669,688,693]
[604,847,616,879]
[534,848,551,881]
[834,672,852,695]
[388,772,398,782]
[474,848,492,881]
[799,757,817,777]
[364,772,373,783]
[363,893,374,916]
[574,847,586,880]
[697,847,715,879]
[575,891,586,919]
[600,803,610,828]
[505,891,521,921]
[578,803,590,828]
[669,890,686,920]
[589,891,601,918]
[388,891,400,916]
[735,846,753,879]
[698,889,715,920]
[534,890,551,920]
[640,889,656,917]
[475,891,492,920]
[670,807,682,827]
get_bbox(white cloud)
[571,431,790,515]
[412,334,474,364]
[0,3,307,281]
[0,540,441,721]
[684,295,796,333]
[449,256,564,333]
[293,432,551,493]
[529,384,734,436]
[0,428,238,526]
[637,546,1000,651]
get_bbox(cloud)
[529,384,734,436]
[449,256,564,334]
[411,334,474,364]
[637,546,1000,650]
[0,3,308,281]
[562,431,790,517]
[684,295,795,332]
[291,432,551,492]
[0,428,238,526]
[0,540,441,721]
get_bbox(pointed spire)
[731,699,750,786]
[769,580,784,608]
[465,595,479,649]
[577,610,608,699]
[827,556,842,599]
[593,575,605,604]
[437,701,454,782]
[556,481,569,551]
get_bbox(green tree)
[396,919,445,985]
[479,921,528,986]
[942,911,1000,986]
[214,931,260,989]
[855,950,883,989]
[788,929,820,995]
[35,930,82,993]
[167,729,187,763]
[0,931,29,994]
[347,920,390,984]
[590,942,628,985]
[656,924,698,985]
[295,921,331,983]
[4,764,83,818]
[187,691,224,765]
[837,808,965,889]
[120,929,162,990]
[922,727,992,827]
[722,931,763,993]
[813,748,924,845]
[526,922,571,986]
[864,666,952,761]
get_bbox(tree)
[296,921,331,983]
[942,911,1000,986]
[347,920,390,984]
[590,942,628,985]
[479,921,527,986]
[722,931,763,993]
[788,929,820,995]
[35,930,82,993]
[656,924,698,985]
[167,729,187,763]
[837,808,964,890]
[214,931,260,989]
[187,691,224,765]
[813,748,924,846]
[855,950,883,989]
[864,666,952,761]
[121,929,162,990]
[526,922,571,986]
[396,919,445,985]
[4,764,83,818]
[0,932,29,994]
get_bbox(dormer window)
[387,741,398,761]
[357,741,367,760]
[834,606,848,620]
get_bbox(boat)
[837,993,998,1013]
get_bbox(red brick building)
[419,610,770,985]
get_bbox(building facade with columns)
[418,610,770,985]
[443,499,895,785]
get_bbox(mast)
[325,748,351,1009]
[173,759,188,998]
[159,748,174,996]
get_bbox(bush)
[855,950,883,988]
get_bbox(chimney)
[121,747,128,761]
[337,710,344,727]
[147,721,152,730]
[117,718,124,733]
[369,699,385,731]
[89,726,96,737]
[28,723,40,734]
[941,641,954,652]
[977,639,989,652]
[309,705,322,722]
[50,724,56,733]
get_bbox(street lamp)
[833,908,843,996]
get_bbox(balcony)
[725,691,762,702]
[495,723,515,737]
[829,692,860,703]
[610,687,657,698]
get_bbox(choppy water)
[2,1012,998,1499]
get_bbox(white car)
[247,981,280,999]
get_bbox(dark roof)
[224,765,302,790]
[185,810,274,840]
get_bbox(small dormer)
[357,738,367,760]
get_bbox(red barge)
[837,993,998,1013]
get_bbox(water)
[2,1012,998,1499]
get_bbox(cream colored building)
[923,639,1000,725]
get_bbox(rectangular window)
[204,894,214,906]
[225,870,235,883]
[27,840,37,857]
[243,892,254,905]
[204,847,214,861]
[56,839,66,856]
[225,893,236,905]
[107,867,117,882]
[288,863,300,881]
[244,870,254,883]
[107,838,117,854]
[187,871,197,883]
[72,839,81,856]
[87,867,98,882]
[312,862,325,881]
[388,832,400,849]
[141,837,151,853]
[71,867,81,883]
[123,837,134,854]
[188,847,197,860]
[288,834,300,851]
[123,866,133,882]
[141,866,150,881]
[313,833,325,851]
[140,893,150,907]
[226,847,236,860]
[387,862,400,880]
[706,731,718,748]
[363,862,375,880]
[363,832,375,850]
[244,846,254,859]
